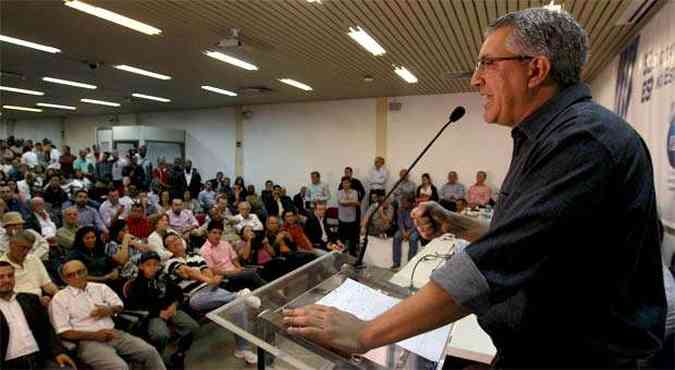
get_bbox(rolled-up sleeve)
[431,250,491,313]
[49,294,72,335]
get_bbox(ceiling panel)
[0,0,667,119]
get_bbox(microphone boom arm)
[355,113,462,267]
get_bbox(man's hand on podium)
[283,304,370,355]
[412,201,488,242]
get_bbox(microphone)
[355,106,466,267]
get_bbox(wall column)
[375,97,388,158]
[234,106,244,177]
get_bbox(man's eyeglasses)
[64,268,87,279]
[474,55,534,74]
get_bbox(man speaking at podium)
[284,7,666,368]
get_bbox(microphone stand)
[355,111,464,268]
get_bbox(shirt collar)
[66,284,88,296]
[0,293,17,302]
[512,82,592,141]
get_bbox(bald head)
[30,197,45,213]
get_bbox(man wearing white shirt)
[367,156,389,203]
[232,201,263,232]
[0,212,50,262]
[111,152,128,187]
[29,197,57,239]
[0,231,59,301]
[0,261,76,370]
[99,189,134,228]
[20,147,38,169]
[50,260,166,370]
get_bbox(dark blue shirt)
[431,83,665,367]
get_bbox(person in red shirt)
[127,203,152,239]
[280,210,313,252]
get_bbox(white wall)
[138,108,236,180]
[241,98,377,200]
[1,118,64,148]
[590,57,618,111]
[387,93,512,193]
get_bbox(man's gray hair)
[488,8,588,87]
[10,229,36,245]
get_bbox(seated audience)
[0,212,49,261]
[126,203,152,239]
[28,196,57,241]
[265,216,315,269]
[416,173,439,202]
[281,210,313,252]
[167,198,199,240]
[67,226,124,289]
[99,189,133,228]
[198,180,217,211]
[337,177,361,255]
[157,190,172,214]
[260,180,274,212]
[245,185,267,223]
[201,221,266,291]
[237,227,285,280]
[232,201,263,232]
[105,220,151,279]
[49,260,166,370]
[362,195,395,238]
[127,251,198,368]
[147,214,176,262]
[195,205,240,243]
[69,189,108,234]
[56,207,79,252]
[1,183,31,221]
[305,201,344,252]
[162,233,258,364]
[267,185,295,219]
[439,171,466,211]
[391,195,420,270]
[0,231,59,300]
[42,175,68,211]
[183,190,202,215]
[0,261,76,370]
[467,170,493,207]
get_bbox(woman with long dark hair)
[415,173,439,202]
[67,225,125,292]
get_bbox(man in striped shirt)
[162,233,258,365]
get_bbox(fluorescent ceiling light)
[81,98,120,107]
[201,85,238,97]
[204,51,258,71]
[132,93,171,103]
[64,0,162,35]
[2,105,42,112]
[347,27,386,56]
[114,65,171,80]
[0,86,45,96]
[394,66,418,83]
[0,34,61,54]
[36,103,77,110]
[43,77,97,89]
[278,78,313,91]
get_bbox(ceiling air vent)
[238,86,274,95]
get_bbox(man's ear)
[527,56,553,89]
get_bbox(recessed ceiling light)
[0,86,45,96]
[204,51,258,71]
[64,0,162,35]
[278,78,313,91]
[2,105,42,112]
[0,34,61,54]
[132,93,171,103]
[394,66,418,83]
[43,77,97,89]
[80,98,120,107]
[347,27,386,56]
[36,103,77,110]
[201,85,238,97]
[114,65,171,80]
